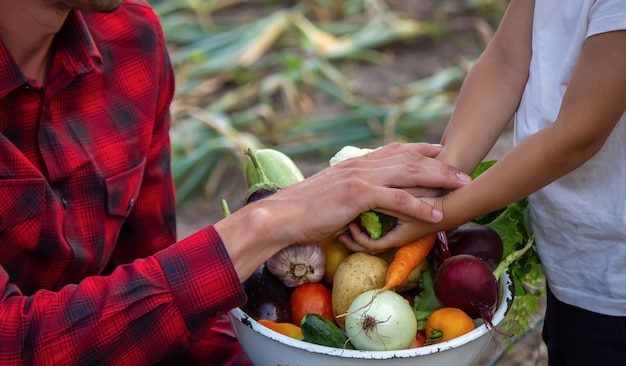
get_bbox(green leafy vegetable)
[412,262,443,330]
[470,159,497,179]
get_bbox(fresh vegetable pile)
[226,146,543,353]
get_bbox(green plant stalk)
[221,198,231,217]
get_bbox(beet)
[434,254,499,327]
[435,222,503,270]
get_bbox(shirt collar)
[0,10,103,99]
[54,10,104,75]
[0,41,27,99]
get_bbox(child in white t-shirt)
[342,0,626,363]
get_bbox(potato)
[376,249,431,292]
[331,252,388,329]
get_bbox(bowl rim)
[229,270,514,359]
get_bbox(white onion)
[345,290,417,351]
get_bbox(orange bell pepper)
[258,319,304,340]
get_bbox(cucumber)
[300,313,354,349]
[360,211,398,239]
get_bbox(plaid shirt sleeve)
[0,0,247,364]
[0,226,246,365]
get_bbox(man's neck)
[0,1,69,82]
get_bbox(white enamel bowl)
[229,270,514,366]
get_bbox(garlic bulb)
[267,242,326,287]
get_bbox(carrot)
[381,233,437,292]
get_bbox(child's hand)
[338,195,445,254]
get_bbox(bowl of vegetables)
[228,224,522,366]
[227,148,538,366]
[229,261,513,366]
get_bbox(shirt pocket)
[105,159,146,217]
[0,178,46,232]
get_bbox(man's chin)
[51,0,125,13]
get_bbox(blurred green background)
[148,0,508,205]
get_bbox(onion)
[344,290,417,351]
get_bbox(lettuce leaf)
[412,265,443,330]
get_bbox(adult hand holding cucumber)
[214,142,470,282]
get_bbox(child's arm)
[341,3,626,253]
[436,0,534,173]
[438,28,626,230]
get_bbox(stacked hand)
[215,142,469,281]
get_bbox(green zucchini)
[360,211,398,239]
[300,313,354,349]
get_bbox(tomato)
[409,330,427,348]
[290,283,334,325]
[318,233,352,285]
[425,307,475,344]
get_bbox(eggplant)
[241,264,292,323]
[245,188,276,205]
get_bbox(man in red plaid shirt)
[0,0,471,364]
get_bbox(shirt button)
[127,198,135,210]
[61,197,68,209]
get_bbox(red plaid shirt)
[0,1,249,364]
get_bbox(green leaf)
[470,159,497,179]
[412,264,443,330]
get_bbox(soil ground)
[173,2,549,364]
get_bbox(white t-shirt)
[516,0,626,316]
